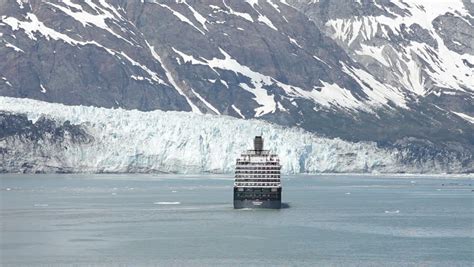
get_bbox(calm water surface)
[0,174,472,266]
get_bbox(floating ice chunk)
[345,192,351,195]
[34,204,49,207]
[154,201,181,205]
[384,210,400,214]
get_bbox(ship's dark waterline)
[233,187,282,209]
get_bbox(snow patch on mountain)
[182,1,209,31]
[146,41,202,113]
[4,41,24,53]
[190,88,221,115]
[222,1,254,22]
[324,0,473,96]
[452,112,474,124]
[357,44,390,67]
[257,13,278,31]
[173,47,280,117]
[46,0,132,45]
[243,0,279,30]
[172,46,408,114]
[2,12,168,87]
[341,63,408,109]
[151,1,206,35]
[2,13,81,44]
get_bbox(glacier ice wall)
[0,97,460,174]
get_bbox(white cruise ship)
[233,136,282,209]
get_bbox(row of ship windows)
[235,175,281,178]
[235,173,280,176]
[235,193,280,200]
[236,187,279,192]
[234,183,280,187]
[235,167,280,172]
[236,162,280,165]
[235,179,280,182]
[235,171,280,175]
[235,171,282,174]
[236,166,280,169]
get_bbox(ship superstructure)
[233,136,282,209]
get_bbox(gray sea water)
[0,174,472,266]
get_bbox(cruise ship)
[233,136,282,209]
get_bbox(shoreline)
[0,172,472,179]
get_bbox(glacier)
[0,97,468,174]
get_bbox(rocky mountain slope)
[0,0,472,172]
[289,0,473,120]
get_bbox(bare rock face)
[0,0,473,172]
[433,13,474,55]
[287,0,473,150]
[0,112,93,173]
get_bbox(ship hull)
[233,199,281,209]
[233,187,281,209]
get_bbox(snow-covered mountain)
[288,0,473,112]
[0,0,472,173]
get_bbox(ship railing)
[235,165,281,169]
[234,183,281,188]
[235,171,280,173]
[235,175,281,178]
[235,171,281,174]
[235,165,282,169]
[235,173,281,177]
[238,152,279,157]
[234,182,281,187]
[236,160,280,163]
[238,157,279,161]
[235,174,281,177]
[235,180,281,183]
[238,175,281,177]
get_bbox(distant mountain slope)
[288,0,474,129]
[0,0,472,171]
